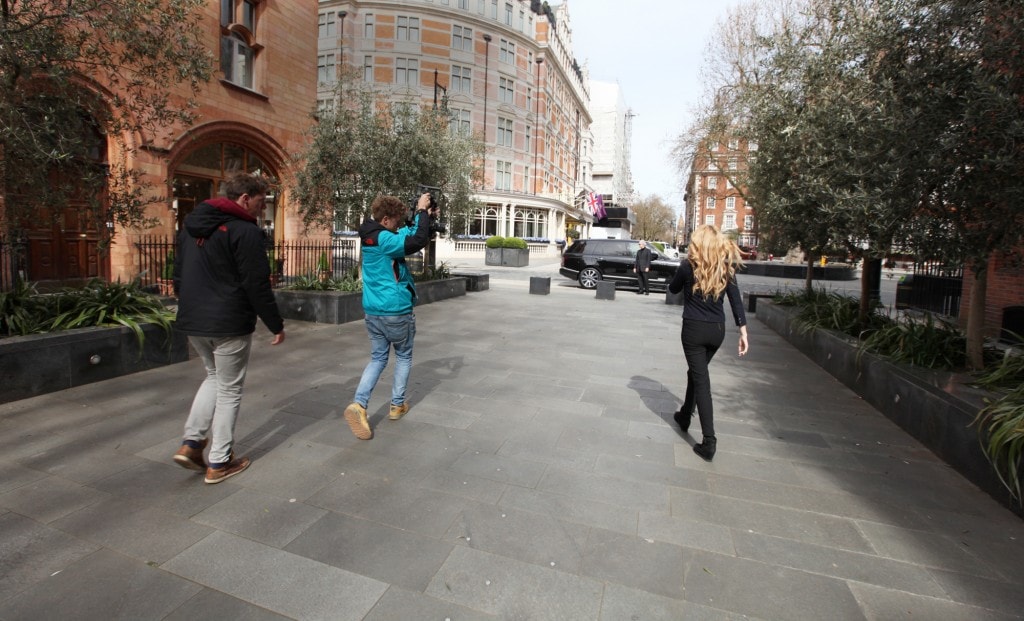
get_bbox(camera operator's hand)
[416,193,431,212]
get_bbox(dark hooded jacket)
[173,197,284,337]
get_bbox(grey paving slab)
[731,529,948,598]
[2,548,200,621]
[445,504,591,574]
[162,530,387,621]
[163,588,292,621]
[600,582,764,621]
[285,512,454,592]
[0,512,99,604]
[2,267,1023,619]
[497,484,639,536]
[595,453,710,492]
[362,586,498,621]
[424,545,605,620]
[670,487,875,552]
[89,458,239,518]
[0,460,48,495]
[682,549,864,620]
[854,520,1002,579]
[0,474,112,524]
[537,465,671,513]
[925,567,1024,617]
[50,496,212,564]
[847,581,1022,621]
[638,511,736,556]
[307,476,480,538]
[18,441,150,485]
[190,488,327,548]
[580,527,688,600]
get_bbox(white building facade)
[586,80,636,238]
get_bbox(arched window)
[469,206,499,236]
[513,208,546,239]
[171,142,275,234]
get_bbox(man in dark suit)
[634,240,653,295]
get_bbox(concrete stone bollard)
[595,281,616,300]
[529,276,551,295]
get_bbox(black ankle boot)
[693,436,717,461]
[674,405,693,433]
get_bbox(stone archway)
[167,124,288,243]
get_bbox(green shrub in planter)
[974,385,1024,502]
[485,236,528,249]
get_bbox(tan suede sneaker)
[344,403,372,440]
[389,402,410,421]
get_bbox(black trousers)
[636,269,650,293]
[680,319,725,437]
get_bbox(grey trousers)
[183,334,253,465]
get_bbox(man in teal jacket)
[344,193,434,440]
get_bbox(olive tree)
[0,0,213,244]
[292,76,485,236]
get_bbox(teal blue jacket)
[358,211,430,315]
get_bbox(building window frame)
[496,160,512,190]
[396,16,420,42]
[395,57,419,87]
[497,117,513,147]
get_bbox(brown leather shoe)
[204,456,251,484]
[173,438,208,472]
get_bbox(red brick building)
[9,0,318,287]
[683,138,758,248]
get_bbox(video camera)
[407,184,447,237]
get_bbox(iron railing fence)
[0,238,28,292]
[133,235,361,293]
[895,262,964,318]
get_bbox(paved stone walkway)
[1,268,1022,620]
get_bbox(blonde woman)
[668,225,749,461]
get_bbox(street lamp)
[533,57,543,195]
[433,70,449,113]
[482,34,492,144]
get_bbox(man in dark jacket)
[172,173,286,484]
[343,193,433,440]
[634,240,653,295]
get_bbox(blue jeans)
[184,334,252,464]
[354,313,416,409]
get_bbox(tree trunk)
[966,262,987,370]
[805,253,814,293]
[859,257,881,327]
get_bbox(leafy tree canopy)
[292,74,485,236]
[0,0,214,242]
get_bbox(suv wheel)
[578,267,601,289]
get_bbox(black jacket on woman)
[669,259,747,326]
[173,198,284,338]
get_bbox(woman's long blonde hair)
[688,225,743,300]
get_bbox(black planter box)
[275,277,468,325]
[758,300,1022,517]
[0,324,189,404]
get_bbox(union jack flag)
[587,192,607,220]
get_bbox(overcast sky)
[567,0,743,213]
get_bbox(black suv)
[560,239,681,290]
